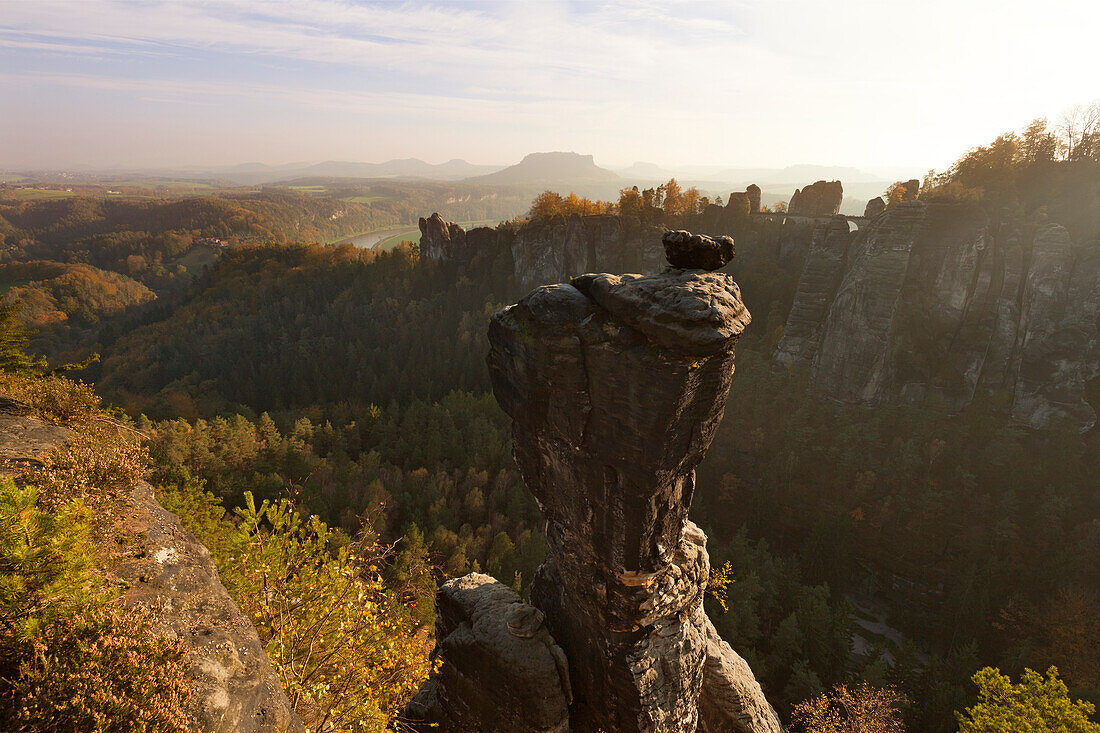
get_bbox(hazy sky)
[1,0,1097,173]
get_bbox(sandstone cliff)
[0,398,304,733]
[418,212,515,263]
[775,201,1100,430]
[405,234,780,733]
[787,180,843,217]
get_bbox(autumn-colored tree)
[1020,118,1059,164]
[999,588,1100,690]
[527,190,610,220]
[791,683,907,733]
[618,186,644,219]
[528,190,565,220]
[660,178,684,215]
[225,492,432,732]
[680,186,702,217]
[956,666,1100,732]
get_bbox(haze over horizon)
[2,0,1097,174]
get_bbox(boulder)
[403,574,572,732]
[662,230,735,271]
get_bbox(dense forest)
[2,115,1098,732]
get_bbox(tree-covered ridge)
[88,242,516,417]
[0,261,154,329]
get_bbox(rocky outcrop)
[0,401,304,733]
[512,213,665,289]
[404,574,572,732]
[773,216,856,368]
[727,185,762,217]
[698,618,782,733]
[788,180,843,217]
[897,179,920,202]
[774,202,1100,430]
[864,197,886,218]
[746,184,762,214]
[114,483,305,733]
[663,230,735,271]
[410,234,779,732]
[0,396,69,464]
[418,212,515,263]
[1012,225,1100,428]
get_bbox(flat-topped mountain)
[467,151,619,185]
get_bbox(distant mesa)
[616,161,678,181]
[466,152,619,185]
[788,180,843,217]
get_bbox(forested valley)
[2,124,1098,733]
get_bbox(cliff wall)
[775,201,1100,430]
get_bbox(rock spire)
[405,231,780,732]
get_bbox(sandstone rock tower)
[405,231,781,733]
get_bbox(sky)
[1,0,1097,173]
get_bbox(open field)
[1,188,79,201]
[341,195,391,204]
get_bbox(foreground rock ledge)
[404,240,781,733]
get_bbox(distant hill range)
[215,158,500,184]
[466,152,619,185]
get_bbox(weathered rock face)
[0,401,304,733]
[774,202,1100,430]
[512,213,665,289]
[418,212,515,263]
[114,483,305,733]
[698,618,783,733]
[490,266,759,732]
[864,197,886,218]
[788,180,843,217]
[404,574,572,732]
[773,216,856,368]
[746,184,762,214]
[408,234,779,732]
[663,230,735,271]
[727,184,762,218]
[1013,225,1100,429]
[898,179,920,202]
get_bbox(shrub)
[791,682,907,733]
[0,372,101,425]
[0,479,190,732]
[223,492,431,732]
[3,605,190,733]
[25,419,148,510]
[956,666,1100,733]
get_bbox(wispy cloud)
[0,0,1097,169]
